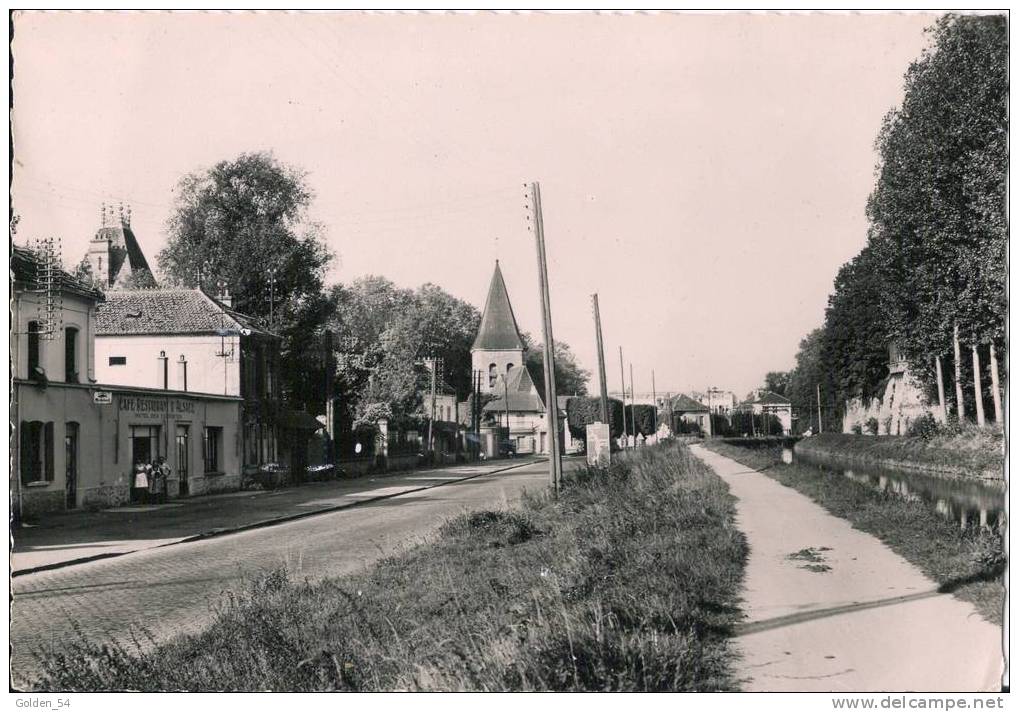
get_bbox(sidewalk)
[690,444,1002,692]
[10,457,542,575]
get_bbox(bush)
[906,413,940,440]
[865,417,879,435]
[851,423,863,435]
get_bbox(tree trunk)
[953,322,966,422]
[989,342,1003,426]
[971,342,986,427]
[934,355,948,424]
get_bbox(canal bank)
[793,432,1004,483]
[702,439,1005,626]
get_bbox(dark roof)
[483,365,545,413]
[755,391,792,405]
[671,393,709,413]
[11,245,105,302]
[472,261,525,351]
[95,289,273,337]
[93,224,157,288]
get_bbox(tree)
[328,276,481,431]
[521,333,591,402]
[625,404,657,437]
[157,152,333,412]
[763,371,790,396]
[867,15,1006,417]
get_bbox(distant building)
[690,389,738,414]
[83,203,157,289]
[669,393,713,437]
[736,390,793,434]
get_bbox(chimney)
[218,287,232,308]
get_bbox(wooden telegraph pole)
[816,383,823,434]
[592,294,610,424]
[427,357,437,453]
[527,182,563,493]
[322,330,337,471]
[651,370,659,439]
[619,346,629,448]
[629,363,637,446]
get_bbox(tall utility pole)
[629,363,637,446]
[591,294,610,424]
[323,330,335,467]
[651,370,659,438]
[619,346,629,448]
[816,383,823,434]
[427,357,437,453]
[528,182,563,492]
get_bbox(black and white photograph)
[7,8,1009,701]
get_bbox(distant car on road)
[498,439,516,458]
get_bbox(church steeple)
[472,261,526,393]
[472,260,525,351]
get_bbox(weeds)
[35,441,747,692]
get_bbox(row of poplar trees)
[787,15,1006,428]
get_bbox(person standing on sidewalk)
[149,459,165,504]
[133,463,150,504]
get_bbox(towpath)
[691,444,1003,692]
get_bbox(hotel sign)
[118,395,196,420]
[92,391,113,404]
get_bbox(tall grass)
[35,441,748,692]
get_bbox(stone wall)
[81,483,130,510]
[189,472,241,496]
[842,368,938,436]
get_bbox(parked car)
[498,439,516,457]
[254,462,289,490]
[305,464,339,481]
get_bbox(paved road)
[691,445,1003,692]
[12,457,544,573]
[12,460,555,688]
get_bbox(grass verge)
[702,440,1004,626]
[35,441,747,692]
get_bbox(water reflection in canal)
[807,458,1004,530]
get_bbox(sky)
[11,11,940,398]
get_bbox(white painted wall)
[95,334,241,396]
[12,289,97,383]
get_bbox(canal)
[795,450,1004,530]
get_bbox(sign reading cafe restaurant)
[119,395,197,418]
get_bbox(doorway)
[65,422,79,509]
[176,425,190,496]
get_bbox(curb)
[12,458,545,578]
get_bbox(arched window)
[506,363,514,373]
[488,363,498,387]
[64,327,79,382]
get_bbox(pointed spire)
[472,261,525,351]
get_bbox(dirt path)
[691,444,1003,692]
